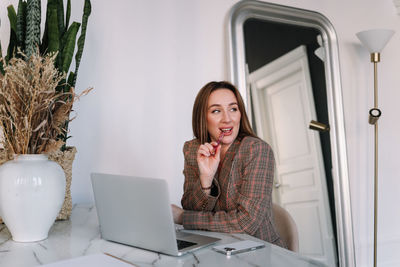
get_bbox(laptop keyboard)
[177,239,197,250]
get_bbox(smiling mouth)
[220,128,233,135]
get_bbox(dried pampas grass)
[0,51,92,155]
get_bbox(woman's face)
[206,89,241,147]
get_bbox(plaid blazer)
[181,136,286,248]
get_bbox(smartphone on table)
[212,240,265,256]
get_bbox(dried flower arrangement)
[1,0,92,150]
[0,51,91,156]
[0,0,92,221]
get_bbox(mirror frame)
[227,1,355,266]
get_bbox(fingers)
[210,141,219,148]
[197,143,220,179]
[197,143,216,157]
[211,141,223,156]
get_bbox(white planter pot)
[0,154,66,242]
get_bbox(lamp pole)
[356,29,394,267]
[370,52,380,267]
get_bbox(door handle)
[309,120,330,132]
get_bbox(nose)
[221,110,231,123]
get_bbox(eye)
[230,106,239,112]
[211,109,220,114]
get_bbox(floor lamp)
[356,29,395,267]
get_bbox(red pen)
[211,132,224,155]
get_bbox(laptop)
[91,173,220,256]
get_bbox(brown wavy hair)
[192,81,257,144]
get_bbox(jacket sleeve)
[182,140,275,236]
[181,141,221,211]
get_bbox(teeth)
[221,128,232,132]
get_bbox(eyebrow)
[208,102,238,109]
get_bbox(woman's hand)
[197,142,221,189]
[171,204,183,224]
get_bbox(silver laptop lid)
[91,173,180,255]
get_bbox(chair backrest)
[272,203,299,252]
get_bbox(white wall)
[1,0,400,266]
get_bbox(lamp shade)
[356,29,395,53]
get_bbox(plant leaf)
[72,0,91,87]
[47,6,60,53]
[56,0,65,37]
[41,0,52,54]
[65,0,71,30]
[16,0,27,49]
[25,0,41,59]
[6,5,18,63]
[7,5,17,33]
[0,19,4,74]
[67,71,74,88]
[60,21,80,73]
[0,59,4,75]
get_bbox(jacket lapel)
[216,139,240,209]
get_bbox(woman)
[172,81,286,248]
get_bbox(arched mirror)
[228,1,355,266]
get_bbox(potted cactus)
[0,0,92,220]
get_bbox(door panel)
[249,46,336,265]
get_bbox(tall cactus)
[25,0,41,59]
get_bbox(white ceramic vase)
[0,154,66,242]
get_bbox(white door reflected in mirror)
[249,46,336,266]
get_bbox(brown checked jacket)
[181,136,286,248]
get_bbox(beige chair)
[272,203,299,252]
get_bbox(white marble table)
[0,204,326,267]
